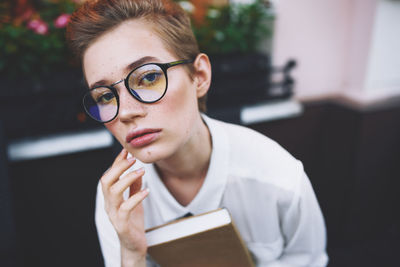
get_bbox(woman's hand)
[100,148,149,266]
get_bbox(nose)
[117,84,147,122]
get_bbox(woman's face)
[83,19,203,163]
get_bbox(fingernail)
[128,156,136,163]
[142,188,150,194]
[135,167,145,173]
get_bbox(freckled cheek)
[164,75,197,109]
[152,82,195,147]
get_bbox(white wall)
[272,0,400,103]
[365,0,400,94]
[272,0,352,99]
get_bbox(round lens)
[127,64,166,102]
[83,87,118,122]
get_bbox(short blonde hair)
[66,0,207,112]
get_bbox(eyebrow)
[89,56,159,89]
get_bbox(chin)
[136,155,158,164]
[130,146,171,164]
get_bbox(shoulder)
[208,117,304,192]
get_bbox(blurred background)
[1,0,399,266]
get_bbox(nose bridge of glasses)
[111,78,124,87]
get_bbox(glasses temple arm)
[166,59,194,68]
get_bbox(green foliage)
[192,0,274,54]
[0,0,80,80]
[1,0,274,81]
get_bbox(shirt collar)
[144,114,230,223]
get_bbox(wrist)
[120,247,146,267]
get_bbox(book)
[145,208,254,267]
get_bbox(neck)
[154,114,212,206]
[155,114,212,182]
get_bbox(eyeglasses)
[82,59,194,123]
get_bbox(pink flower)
[54,14,71,28]
[35,23,49,35]
[27,19,40,30]
[27,19,49,35]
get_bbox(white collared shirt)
[95,115,328,266]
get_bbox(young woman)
[67,0,328,266]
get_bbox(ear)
[193,53,212,98]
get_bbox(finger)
[119,188,150,221]
[110,167,144,196]
[102,148,130,176]
[112,148,129,167]
[101,156,136,190]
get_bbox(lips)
[126,128,161,148]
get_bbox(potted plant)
[0,0,96,139]
[177,0,276,108]
[0,0,83,89]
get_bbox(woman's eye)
[139,72,162,86]
[96,92,115,104]
[144,73,157,82]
